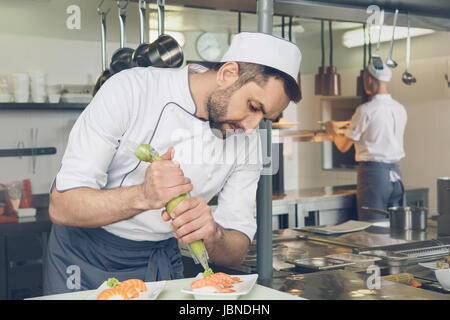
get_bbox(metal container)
[291,257,355,271]
[361,206,428,231]
[437,177,450,215]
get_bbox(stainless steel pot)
[361,206,428,231]
[132,0,183,68]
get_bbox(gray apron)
[356,161,406,221]
[44,224,184,295]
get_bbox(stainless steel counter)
[261,269,450,300]
[246,225,450,299]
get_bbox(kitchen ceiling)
[147,4,361,37]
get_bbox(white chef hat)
[221,32,301,86]
[367,63,392,82]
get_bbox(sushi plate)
[181,274,258,300]
[86,280,166,300]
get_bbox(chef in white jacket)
[325,63,407,220]
[44,32,302,294]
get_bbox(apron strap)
[144,237,180,281]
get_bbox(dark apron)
[356,161,406,221]
[44,224,184,295]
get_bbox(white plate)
[419,261,440,270]
[86,280,166,300]
[181,273,258,300]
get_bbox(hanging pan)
[132,0,150,66]
[134,0,183,68]
[110,0,134,74]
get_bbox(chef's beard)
[206,85,242,139]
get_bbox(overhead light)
[342,26,434,48]
[149,30,185,47]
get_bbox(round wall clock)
[196,32,223,61]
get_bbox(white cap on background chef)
[324,62,407,221]
[45,32,303,295]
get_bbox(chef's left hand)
[162,197,216,244]
[324,121,338,136]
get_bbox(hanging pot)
[93,0,111,96]
[132,0,150,67]
[110,0,134,74]
[315,20,326,95]
[323,21,341,96]
[133,0,183,68]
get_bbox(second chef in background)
[325,63,407,220]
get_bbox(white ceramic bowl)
[435,268,450,291]
[48,94,61,103]
[0,93,11,102]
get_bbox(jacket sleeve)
[54,71,135,191]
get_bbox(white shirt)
[345,94,407,163]
[53,65,262,242]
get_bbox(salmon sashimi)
[117,279,147,293]
[212,272,242,284]
[116,284,139,299]
[97,287,130,300]
[190,276,236,293]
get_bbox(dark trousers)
[357,161,406,221]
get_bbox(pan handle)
[360,206,390,216]
[138,0,146,44]
[117,0,129,48]
[157,0,165,36]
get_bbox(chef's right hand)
[141,147,193,210]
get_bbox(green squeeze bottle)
[135,144,211,273]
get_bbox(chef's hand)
[324,121,338,136]
[162,197,216,245]
[324,121,350,136]
[141,147,193,210]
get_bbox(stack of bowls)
[30,71,47,103]
[0,77,11,102]
[12,73,29,103]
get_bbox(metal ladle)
[386,9,398,68]
[402,13,416,85]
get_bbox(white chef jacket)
[53,65,262,242]
[345,94,407,163]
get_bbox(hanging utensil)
[133,0,183,68]
[314,20,326,95]
[93,0,111,96]
[371,8,384,70]
[356,23,366,98]
[30,128,38,174]
[132,0,151,66]
[386,9,399,68]
[110,0,134,74]
[238,11,242,33]
[323,21,341,96]
[402,12,417,85]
